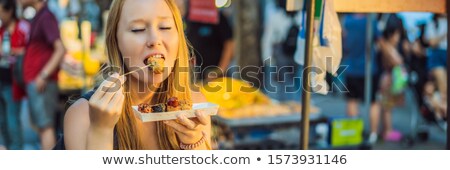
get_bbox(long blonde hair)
[105,0,192,150]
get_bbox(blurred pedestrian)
[18,0,66,150]
[261,0,302,102]
[424,14,447,119]
[409,24,430,119]
[341,14,382,145]
[184,1,234,81]
[0,0,29,150]
[378,14,409,142]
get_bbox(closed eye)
[160,27,172,30]
[131,28,146,33]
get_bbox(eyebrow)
[129,19,146,24]
[129,16,173,24]
[157,16,172,20]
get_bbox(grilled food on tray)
[137,97,192,113]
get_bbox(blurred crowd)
[340,13,447,144]
[0,0,109,150]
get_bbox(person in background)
[377,14,409,142]
[409,24,430,119]
[0,0,29,150]
[184,2,234,81]
[424,14,447,119]
[19,0,66,150]
[341,14,382,145]
[261,0,302,102]
[79,0,101,33]
[47,0,80,22]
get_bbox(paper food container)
[132,102,219,122]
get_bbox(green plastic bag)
[391,65,408,95]
[330,118,364,147]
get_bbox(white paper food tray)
[133,102,219,122]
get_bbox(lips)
[144,54,165,65]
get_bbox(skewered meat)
[138,97,191,113]
[151,103,166,113]
[138,103,152,113]
[145,57,164,74]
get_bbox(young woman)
[63,0,211,150]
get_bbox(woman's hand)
[163,110,211,147]
[88,73,126,130]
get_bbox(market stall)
[58,20,104,94]
[201,77,323,149]
[55,18,106,133]
[287,0,448,150]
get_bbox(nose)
[146,27,162,48]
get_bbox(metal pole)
[446,0,449,150]
[364,14,374,118]
[300,0,316,150]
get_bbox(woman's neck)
[127,76,161,105]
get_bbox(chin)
[126,62,175,86]
[129,70,169,84]
[146,73,166,84]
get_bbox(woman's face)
[117,0,179,84]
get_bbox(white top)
[425,17,447,50]
[261,7,303,62]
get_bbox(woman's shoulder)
[63,98,90,149]
[65,90,95,114]
[65,98,90,124]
